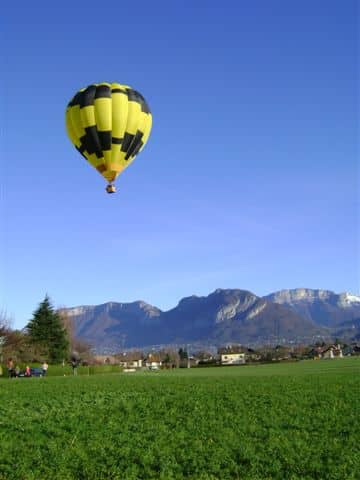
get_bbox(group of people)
[6,358,48,378]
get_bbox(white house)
[145,360,162,370]
[221,353,246,365]
[145,354,162,370]
[119,358,143,368]
[322,345,343,359]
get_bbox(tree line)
[0,295,91,366]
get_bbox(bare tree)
[160,348,180,368]
[0,308,12,333]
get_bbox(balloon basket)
[106,184,116,194]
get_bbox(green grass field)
[0,359,359,480]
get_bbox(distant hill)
[63,288,331,351]
[265,289,360,327]
[64,301,162,349]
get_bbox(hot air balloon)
[65,82,152,193]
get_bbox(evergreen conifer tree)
[26,295,69,363]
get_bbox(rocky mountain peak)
[338,292,360,307]
[130,300,161,314]
[267,289,335,303]
[265,288,360,328]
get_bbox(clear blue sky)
[1,0,358,329]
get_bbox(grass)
[0,358,359,479]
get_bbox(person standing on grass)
[42,361,48,377]
[7,358,14,378]
[25,365,31,376]
[71,359,78,375]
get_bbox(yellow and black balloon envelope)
[65,82,152,192]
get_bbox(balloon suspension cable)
[106,183,116,194]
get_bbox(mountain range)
[61,288,360,351]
